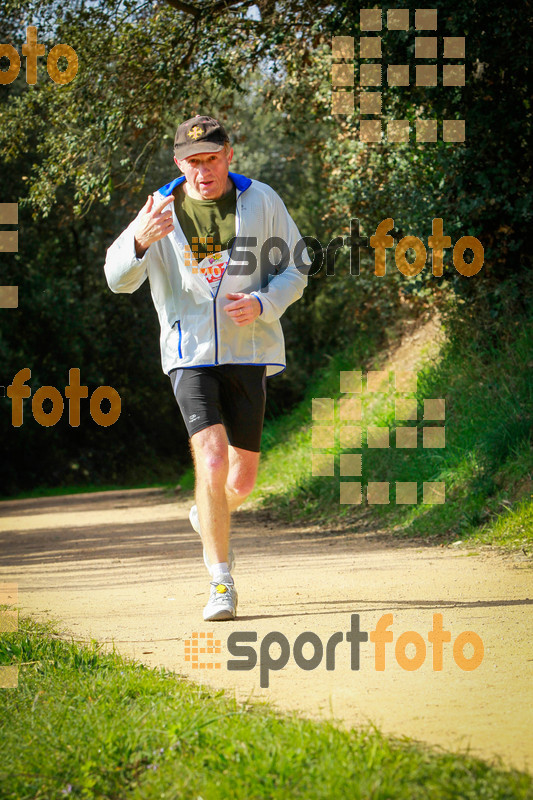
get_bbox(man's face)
[174,147,233,200]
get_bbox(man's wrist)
[134,236,148,259]
[251,292,263,315]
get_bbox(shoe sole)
[203,608,236,621]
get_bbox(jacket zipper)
[212,186,247,365]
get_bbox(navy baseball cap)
[174,115,230,160]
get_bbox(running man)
[104,115,309,620]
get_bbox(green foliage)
[474,497,533,551]
[0,176,187,493]
[0,0,530,494]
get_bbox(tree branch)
[208,0,257,15]
[162,0,202,18]
[180,19,198,67]
[162,0,256,19]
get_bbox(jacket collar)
[158,171,252,197]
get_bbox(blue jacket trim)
[158,171,252,197]
[167,362,285,377]
[228,172,253,193]
[251,292,263,314]
[159,176,185,196]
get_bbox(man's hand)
[134,194,175,258]
[224,292,261,326]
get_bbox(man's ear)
[174,156,183,172]
[227,147,234,165]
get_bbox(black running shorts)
[169,364,267,452]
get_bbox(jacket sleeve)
[250,191,310,324]
[104,212,153,294]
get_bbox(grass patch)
[250,318,533,550]
[0,615,531,799]
[470,496,533,552]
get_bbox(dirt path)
[1,488,532,774]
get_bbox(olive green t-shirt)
[174,182,236,261]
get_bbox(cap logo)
[188,125,203,140]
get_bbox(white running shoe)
[189,504,235,574]
[203,580,238,621]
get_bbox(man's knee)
[227,452,259,499]
[227,472,256,499]
[191,426,229,481]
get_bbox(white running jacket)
[104,172,310,377]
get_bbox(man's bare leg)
[190,425,260,568]
[190,424,230,566]
[226,442,261,513]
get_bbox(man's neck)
[183,177,233,201]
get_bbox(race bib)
[193,249,230,296]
